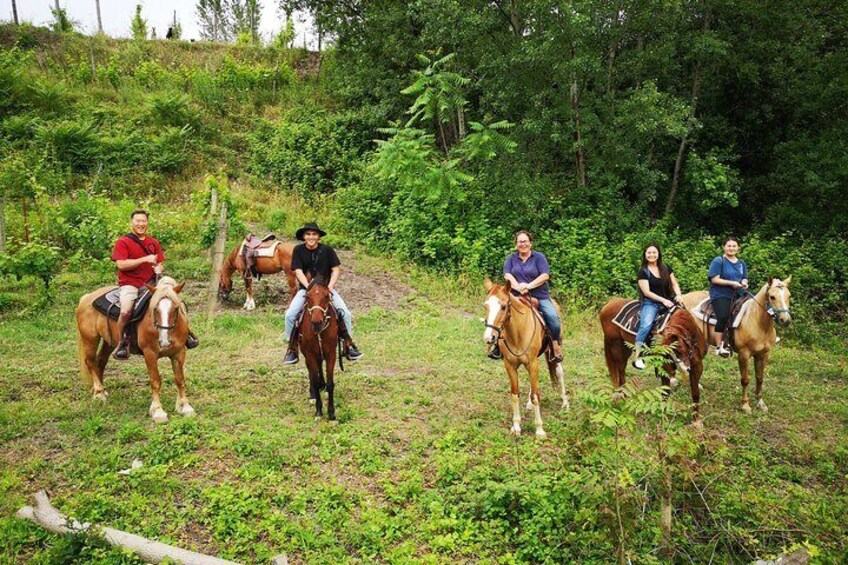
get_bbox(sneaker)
[113,341,130,360]
[716,344,732,358]
[186,333,199,349]
[487,344,502,360]
[346,345,364,361]
[283,349,299,365]
[632,357,646,370]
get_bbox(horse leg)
[690,361,703,428]
[305,353,323,418]
[326,346,337,422]
[528,358,546,439]
[738,352,752,414]
[171,350,195,417]
[754,352,769,412]
[505,362,522,436]
[92,339,113,400]
[143,350,168,423]
[547,357,569,410]
[243,276,255,310]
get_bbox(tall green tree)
[131,4,147,41]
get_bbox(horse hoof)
[612,391,625,402]
[151,409,169,424]
[535,429,547,440]
[177,403,195,417]
[757,401,769,412]
[561,399,571,411]
[510,425,522,437]
[741,403,752,414]
[525,401,534,412]
[308,398,316,405]
[691,420,704,431]
[328,419,338,425]
[669,377,680,391]
[93,391,107,402]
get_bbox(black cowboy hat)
[295,222,327,241]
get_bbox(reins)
[486,294,540,358]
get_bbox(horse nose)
[782,315,792,326]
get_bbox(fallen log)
[16,491,242,565]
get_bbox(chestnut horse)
[300,276,339,421]
[681,276,792,413]
[76,277,194,423]
[219,240,297,310]
[600,299,707,423]
[483,279,569,439]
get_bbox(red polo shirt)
[111,235,165,288]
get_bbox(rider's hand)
[145,254,158,265]
[674,294,683,304]
[153,264,164,275]
[664,299,675,308]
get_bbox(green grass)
[0,242,846,564]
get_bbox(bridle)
[485,294,539,358]
[154,300,179,330]
[307,303,332,334]
[744,284,791,323]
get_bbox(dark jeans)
[712,297,732,333]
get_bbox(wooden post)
[0,194,6,253]
[205,186,218,260]
[207,202,228,321]
[12,0,19,25]
[95,0,103,33]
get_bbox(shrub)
[1,240,61,291]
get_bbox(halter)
[154,296,179,330]
[307,304,332,333]
[484,295,539,358]
[744,287,791,323]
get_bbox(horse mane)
[150,277,185,315]
[665,309,707,358]
[309,274,329,289]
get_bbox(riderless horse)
[681,276,792,413]
[299,276,341,421]
[76,277,194,423]
[600,299,707,424]
[483,279,569,439]
[219,237,297,310]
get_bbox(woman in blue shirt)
[491,230,562,362]
[708,236,748,357]
[632,243,683,370]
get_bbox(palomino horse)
[219,240,297,310]
[76,277,194,423]
[300,276,339,421]
[483,279,569,439]
[600,300,707,423]
[681,276,792,413]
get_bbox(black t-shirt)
[290,243,341,289]
[637,265,674,300]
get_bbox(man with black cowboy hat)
[283,222,363,365]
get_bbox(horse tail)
[77,327,92,388]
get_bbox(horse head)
[661,309,707,374]
[306,275,332,334]
[766,276,792,326]
[482,278,512,345]
[145,277,186,349]
[218,253,235,300]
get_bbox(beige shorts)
[119,285,139,312]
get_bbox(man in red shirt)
[110,209,197,359]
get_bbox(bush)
[0,240,61,291]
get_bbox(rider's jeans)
[284,289,353,342]
[635,298,663,348]
[537,298,561,342]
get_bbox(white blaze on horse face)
[158,297,172,347]
[483,295,501,343]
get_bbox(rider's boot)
[113,313,131,360]
[283,341,299,365]
[338,318,363,361]
[631,344,646,370]
[551,340,563,363]
[186,330,199,349]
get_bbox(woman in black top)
[632,243,683,370]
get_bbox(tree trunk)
[207,203,228,320]
[95,0,103,33]
[213,10,219,42]
[11,0,19,25]
[509,0,520,35]
[570,45,587,188]
[22,199,30,243]
[0,194,6,252]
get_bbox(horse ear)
[783,275,792,286]
[483,278,493,291]
[145,283,157,294]
[173,282,185,294]
[767,276,773,286]
[504,279,512,293]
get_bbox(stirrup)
[487,344,502,360]
[113,340,130,360]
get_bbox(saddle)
[611,300,675,338]
[92,287,153,323]
[239,233,279,280]
[691,295,752,329]
[515,294,558,361]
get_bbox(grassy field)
[1,232,846,564]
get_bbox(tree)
[50,3,73,33]
[169,10,183,40]
[11,0,19,26]
[131,4,147,41]
[95,0,103,33]
[196,0,230,42]
[230,0,262,44]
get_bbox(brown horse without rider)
[219,240,297,310]
[483,279,569,439]
[681,276,792,413]
[600,299,707,424]
[299,276,340,421]
[76,277,194,423]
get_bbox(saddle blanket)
[691,297,752,329]
[238,239,283,258]
[611,300,675,336]
[92,286,152,322]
